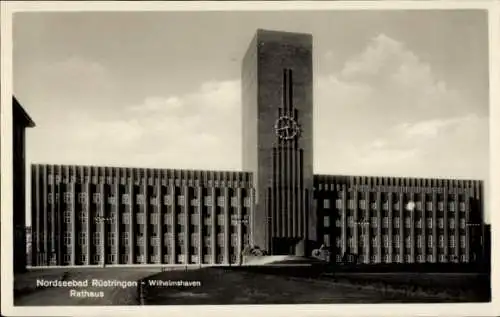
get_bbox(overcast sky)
[12,10,490,221]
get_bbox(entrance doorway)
[272,237,301,255]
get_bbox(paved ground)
[14,266,486,305]
[14,268,160,306]
[141,267,450,305]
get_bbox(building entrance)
[271,237,302,255]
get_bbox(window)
[63,254,71,264]
[460,219,466,229]
[460,236,466,248]
[417,236,423,248]
[63,232,71,245]
[405,218,411,228]
[335,199,342,209]
[93,193,101,204]
[205,196,213,207]
[393,217,400,228]
[384,254,391,263]
[427,218,433,229]
[335,219,342,227]
[347,216,354,226]
[439,254,446,262]
[64,211,71,223]
[63,192,73,204]
[359,200,366,210]
[427,254,434,262]
[122,213,130,224]
[348,200,355,209]
[122,232,130,244]
[243,197,251,208]
[438,218,444,229]
[393,200,400,210]
[336,237,342,248]
[405,237,411,248]
[135,194,144,204]
[404,254,411,263]
[459,202,466,212]
[78,193,88,204]
[150,197,158,205]
[108,233,116,246]
[448,202,455,211]
[382,217,389,228]
[231,197,238,207]
[359,236,366,247]
[449,236,456,248]
[438,235,444,248]
[217,233,224,245]
[348,238,354,248]
[460,254,467,262]
[217,196,225,207]
[371,237,378,247]
[426,202,433,211]
[323,234,330,246]
[394,254,401,263]
[94,254,101,263]
[416,201,423,210]
[152,237,160,247]
[80,254,87,264]
[108,254,116,263]
[371,217,377,227]
[122,194,130,205]
[416,219,422,228]
[93,232,101,245]
[417,254,424,263]
[383,201,389,210]
[150,214,159,225]
[323,199,330,209]
[449,218,455,229]
[427,235,433,248]
[324,216,330,227]
[78,232,86,245]
[383,235,389,248]
[164,195,172,206]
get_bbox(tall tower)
[242,29,314,256]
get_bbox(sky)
[12,10,490,222]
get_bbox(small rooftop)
[13,96,35,128]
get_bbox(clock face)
[274,116,300,140]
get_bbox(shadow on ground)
[141,265,488,305]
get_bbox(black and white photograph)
[1,1,499,316]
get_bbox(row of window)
[74,210,248,226]
[47,193,253,208]
[54,252,239,265]
[330,216,469,229]
[67,231,243,247]
[50,251,470,266]
[333,253,468,263]
[325,199,468,212]
[47,175,250,188]
[331,235,468,248]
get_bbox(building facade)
[315,175,485,264]
[28,29,487,267]
[13,97,35,273]
[30,165,254,266]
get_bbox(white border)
[1,1,499,316]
